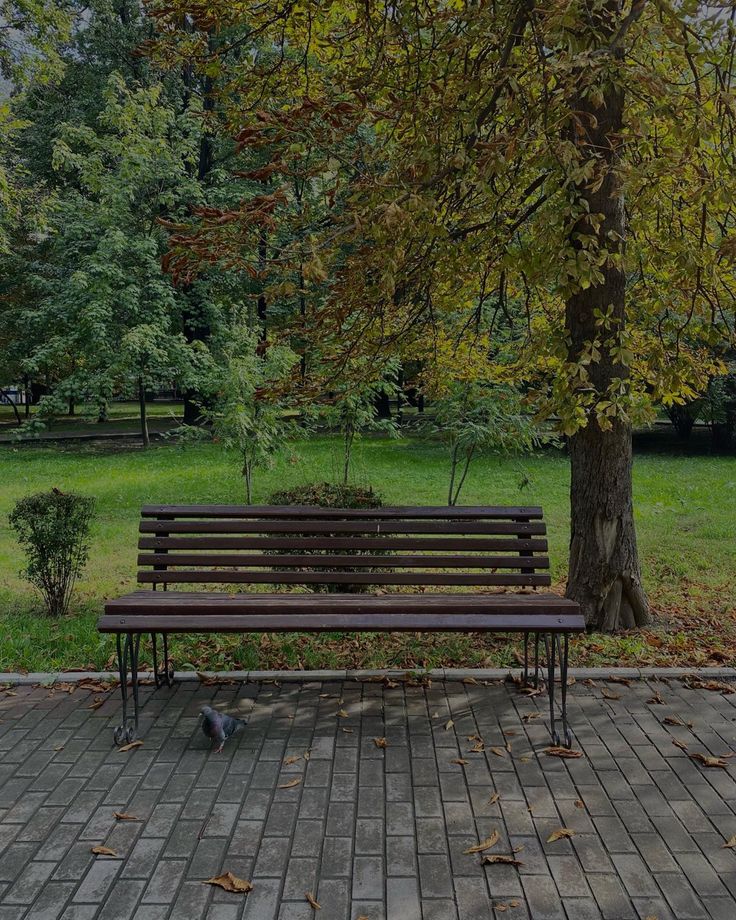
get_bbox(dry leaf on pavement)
[305,891,321,909]
[481,854,523,867]
[278,777,302,789]
[544,746,583,759]
[204,872,253,893]
[547,828,576,843]
[91,846,118,857]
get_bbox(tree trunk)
[563,0,649,630]
[138,378,150,449]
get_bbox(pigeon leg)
[215,742,224,754]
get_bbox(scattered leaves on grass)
[464,830,500,854]
[91,846,118,857]
[481,854,523,867]
[117,740,143,753]
[305,891,321,909]
[547,828,576,843]
[278,778,302,789]
[204,872,253,893]
[689,752,730,769]
[722,835,736,849]
[113,812,139,821]
[373,737,388,749]
[545,746,583,759]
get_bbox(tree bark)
[138,377,150,449]
[563,0,649,630]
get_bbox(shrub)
[267,482,384,592]
[9,490,95,617]
[269,482,383,509]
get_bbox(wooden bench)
[98,504,584,747]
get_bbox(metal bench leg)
[151,633,173,689]
[544,632,560,746]
[555,633,572,748]
[113,633,140,747]
[534,632,540,689]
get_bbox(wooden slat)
[141,504,544,520]
[137,570,552,586]
[139,520,546,536]
[138,537,550,553]
[99,612,581,633]
[137,553,550,570]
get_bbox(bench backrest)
[137,504,552,592]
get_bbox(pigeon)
[200,706,246,753]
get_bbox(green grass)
[1,434,735,672]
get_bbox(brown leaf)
[647,692,665,705]
[547,827,576,843]
[663,716,688,727]
[464,830,500,854]
[468,742,485,754]
[305,891,321,909]
[545,746,583,758]
[672,739,689,751]
[117,740,143,753]
[574,800,584,809]
[113,812,139,821]
[601,688,620,700]
[490,747,506,758]
[278,777,302,789]
[91,846,118,857]
[684,677,735,694]
[283,755,301,765]
[451,758,469,766]
[607,675,632,686]
[481,854,523,867]
[204,872,253,893]
[690,752,730,769]
[722,835,736,848]
[337,709,349,718]
[489,792,501,805]
[512,844,525,853]
[373,737,388,749]
[521,712,541,723]
[495,904,508,912]
[463,677,479,685]
[88,698,105,711]
[78,679,112,693]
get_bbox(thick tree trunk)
[563,0,649,630]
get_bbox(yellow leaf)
[464,830,500,854]
[722,835,736,848]
[204,872,253,893]
[445,720,455,731]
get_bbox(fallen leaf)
[663,716,687,727]
[481,854,523,866]
[341,728,353,734]
[53,745,64,752]
[495,905,507,912]
[468,742,485,754]
[91,846,117,857]
[547,828,576,843]
[722,835,736,848]
[204,872,253,893]
[463,677,479,685]
[303,751,311,760]
[608,676,632,686]
[117,740,143,753]
[490,747,506,758]
[384,678,400,689]
[78,679,112,693]
[337,709,349,718]
[373,737,388,749]
[574,800,584,809]
[672,739,689,751]
[451,758,469,766]
[601,688,620,700]
[278,777,302,789]
[690,752,730,769]
[521,712,541,723]
[464,830,500,854]
[545,746,583,759]
[512,844,525,853]
[647,692,665,705]
[113,812,139,821]
[305,891,321,909]
[489,792,500,805]
[510,900,520,907]
[445,720,455,731]
[283,755,301,765]
[683,677,735,694]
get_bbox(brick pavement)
[2,675,736,919]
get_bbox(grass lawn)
[1,434,735,673]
